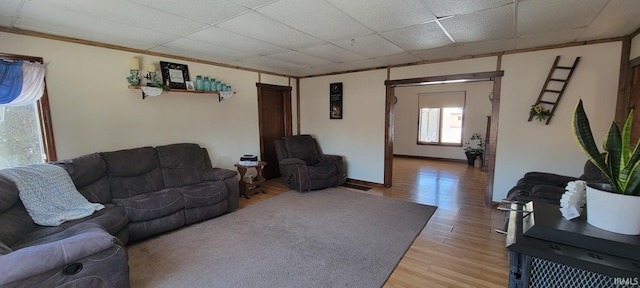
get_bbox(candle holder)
[145,71,158,86]
[127,69,141,86]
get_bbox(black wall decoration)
[160,61,190,90]
[330,82,343,119]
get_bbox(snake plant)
[572,99,640,195]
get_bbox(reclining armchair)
[274,135,346,191]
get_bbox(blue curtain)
[0,60,45,106]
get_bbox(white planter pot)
[586,184,640,235]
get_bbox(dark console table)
[506,202,640,287]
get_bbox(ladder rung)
[556,66,573,70]
[539,101,556,105]
[544,89,562,93]
[550,78,567,82]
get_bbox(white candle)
[130,58,140,70]
[147,64,156,73]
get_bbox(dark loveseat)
[275,135,346,191]
[505,159,606,205]
[0,143,239,287]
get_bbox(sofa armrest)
[0,227,116,286]
[279,158,307,166]
[203,168,237,181]
[521,172,577,187]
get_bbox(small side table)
[234,161,267,199]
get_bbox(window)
[0,53,56,169]
[417,92,465,145]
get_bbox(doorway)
[384,71,504,207]
[256,83,292,179]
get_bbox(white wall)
[0,32,291,169]
[299,70,387,183]
[0,32,625,192]
[493,42,622,201]
[393,82,493,160]
[631,33,640,60]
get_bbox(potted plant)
[463,133,484,166]
[572,99,640,235]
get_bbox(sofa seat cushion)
[308,164,337,180]
[112,189,184,222]
[102,147,165,198]
[11,206,128,249]
[179,181,228,209]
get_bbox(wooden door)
[257,83,292,179]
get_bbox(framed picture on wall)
[330,82,343,119]
[160,61,190,90]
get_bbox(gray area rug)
[128,188,437,288]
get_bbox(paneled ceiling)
[1,0,639,77]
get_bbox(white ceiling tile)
[226,0,278,10]
[258,0,371,42]
[217,11,325,49]
[128,0,248,25]
[340,59,386,71]
[16,4,179,46]
[440,4,514,43]
[334,35,405,58]
[411,45,463,60]
[381,22,451,51]
[515,29,584,50]
[422,0,512,17]
[591,0,640,26]
[0,15,15,27]
[186,26,289,55]
[300,44,366,63]
[269,51,334,67]
[578,18,640,41]
[517,0,607,36]
[29,0,208,36]
[457,38,515,55]
[0,0,22,17]
[159,38,257,61]
[14,17,159,50]
[240,55,306,73]
[327,0,436,32]
[374,53,423,66]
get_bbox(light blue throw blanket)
[0,163,104,226]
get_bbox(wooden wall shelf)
[127,85,235,100]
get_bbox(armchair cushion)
[283,135,321,165]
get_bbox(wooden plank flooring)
[240,157,509,287]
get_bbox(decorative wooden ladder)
[528,55,580,125]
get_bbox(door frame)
[384,70,504,207]
[256,83,293,163]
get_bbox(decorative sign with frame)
[160,61,190,90]
[330,82,343,119]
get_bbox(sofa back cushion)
[283,135,320,165]
[156,143,206,188]
[102,147,165,199]
[53,153,111,204]
[0,174,37,247]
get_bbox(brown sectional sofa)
[0,143,239,287]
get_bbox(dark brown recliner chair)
[274,135,346,191]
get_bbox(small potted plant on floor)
[463,133,484,166]
[572,99,640,235]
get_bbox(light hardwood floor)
[239,156,509,287]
